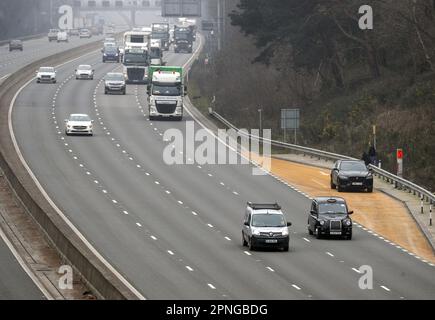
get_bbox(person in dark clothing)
[362,151,370,166]
[368,145,377,165]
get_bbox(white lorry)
[122,30,150,83]
[147,66,186,120]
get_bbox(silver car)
[242,202,291,251]
[104,72,126,95]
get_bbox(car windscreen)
[39,67,54,72]
[78,65,91,70]
[251,214,286,227]
[69,115,90,122]
[104,47,118,53]
[152,84,181,96]
[340,161,367,171]
[105,74,124,81]
[318,203,347,215]
[11,40,21,44]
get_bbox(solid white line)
[224,237,231,241]
[207,224,213,228]
[191,211,198,216]
[167,250,174,255]
[8,50,146,300]
[244,251,251,256]
[0,226,53,299]
[303,237,311,242]
[326,252,334,257]
[150,236,157,241]
[0,73,11,82]
[186,266,194,272]
[266,267,275,272]
[207,283,216,290]
[380,285,391,292]
[292,284,301,290]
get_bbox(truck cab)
[151,23,170,51]
[123,47,149,83]
[173,26,193,53]
[147,66,185,121]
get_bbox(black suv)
[308,197,353,240]
[330,160,373,192]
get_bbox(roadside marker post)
[421,195,424,214]
[430,204,432,226]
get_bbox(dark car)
[9,40,23,51]
[308,197,353,240]
[102,46,120,62]
[330,160,373,192]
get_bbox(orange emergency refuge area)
[249,153,435,263]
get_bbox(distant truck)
[173,25,193,53]
[147,66,186,120]
[149,39,164,66]
[122,30,150,83]
[151,23,170,51]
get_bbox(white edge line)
[8,50,145,300]
[0,73,11,82]
[0,226,53,299]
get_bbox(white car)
[36,67,56,83]
[79,29,92,38]
[57,31,69,42]
[75,65,94,80]
[65,114,93,136]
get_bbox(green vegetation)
[190,0,435,190]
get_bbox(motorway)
[9,22,435,299]
[0,11,130,300]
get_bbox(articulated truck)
[122,31,150,83]
[147,66,186,120]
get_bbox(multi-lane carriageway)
[3,14,435,300]
[0,23,118,300]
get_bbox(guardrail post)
[421,195,424,214]
[430,204,432,226]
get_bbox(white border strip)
[8,49,145,300]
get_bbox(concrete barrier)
[0,39,141,300]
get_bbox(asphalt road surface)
[0,10,129,300]
[11,33,435,299]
